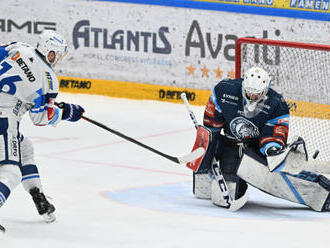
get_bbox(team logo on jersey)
[229,117,260,140]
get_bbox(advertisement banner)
[1,0,330,93]
[193,0,330,12]
[96,0,330,21]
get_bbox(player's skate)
[29,187,56,223]
[0,223,5,233]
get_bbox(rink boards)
[58,75,330,120]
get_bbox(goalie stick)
[81,116,204,165]
[181,93,248,211]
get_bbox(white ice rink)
[1,93,330,248]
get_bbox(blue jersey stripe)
[21,175,41,182]
[0,46,9,62]
[212,88,222,113]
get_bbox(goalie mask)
[242,67,271,112]
[36,30,68,66]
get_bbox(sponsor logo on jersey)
[11,137,18,157]
[13,56,36,82]
[220,98,238,106]
[237,110,245,116]
[45,72,53,90]
[229,117,260,140]
[258,103,271,110]
[222,94,239,101]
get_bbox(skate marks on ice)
[103,182,330,221]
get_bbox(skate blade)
[42,213,56,223]
[0,224,5,233]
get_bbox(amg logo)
[15,58,36,82]
[0,19,56,34]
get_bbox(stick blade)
[178,147,205,164]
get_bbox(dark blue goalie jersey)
[203,78,289,149]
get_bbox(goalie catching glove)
[55,102,85,122]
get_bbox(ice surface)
[0,93,329,247]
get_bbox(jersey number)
[0,61,22,95]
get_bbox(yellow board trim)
[57,76,330,120]
[57,76,211,106]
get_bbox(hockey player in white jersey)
[0,30,85,227]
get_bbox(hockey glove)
[55,102,85,122]
[260,142,284,156]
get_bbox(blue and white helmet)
[36,30,67,66]
[242,67,271,109]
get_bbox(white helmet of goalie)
[242,67,271,109]
[36,30,68,66]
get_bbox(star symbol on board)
[201,65,210,77]
[214,66,223,79]
[228,68,236,79]
[186,64,196,75]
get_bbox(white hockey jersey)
[0,42,61,126]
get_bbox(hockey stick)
[81,116,204,165]
[181,93,199,129]
[180,93,248,211]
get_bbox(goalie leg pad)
[239,149,330,211]
[193,172,212,199]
